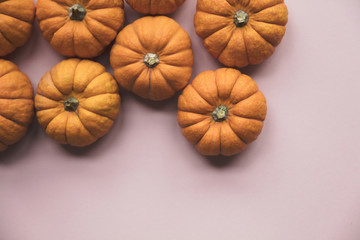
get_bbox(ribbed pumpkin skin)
[0,59,34,152]
[110,16,193,101]
[194,0,288,68]
[0,0,35,57]
[177,68,267,156]
[35,59,121,147]
[126,0,186,15]
[36,0,125,58]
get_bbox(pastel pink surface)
[1,0,360,239]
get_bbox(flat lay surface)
[1,0,360,239]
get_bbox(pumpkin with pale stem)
[36,0,125,58]
[177,68,267,156]
[0,0,35,57]
[194,0,288,68]
[0,59,34,152]
[110,16,193,101]
[35,59,121,147]
[126,0,186,15]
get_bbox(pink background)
[1,0,360,239]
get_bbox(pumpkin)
[34,59,121,147]
[126,0,186,15]
[36,0,125,58]
[110,16,193,101]
[0,0,35,57]
[177,68,267,156]
[0,59,34,152]
[194,0,288,68]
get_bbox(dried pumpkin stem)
[144,53,160,68]
[234,9,249,27]
[64,97,79,112]
[212,105,229,122]
[69,3,87,21]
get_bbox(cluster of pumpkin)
[0,0,288,156]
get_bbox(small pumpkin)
[110,16,193,101]
[0,59,34,152]
[35,59,121,147]
[126,0,186,15]
[177,68,267,156]
[0,0,35,57]
[194,0,288,68]
[36,0,125,58]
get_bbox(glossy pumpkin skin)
[110,16,193,101]
[126,0,186,15]
[194,0,288,68]
[177,68,267,156]
[36,0,125,58]
[35,59,121,147]
[0,59,34,152]
[0,0,35,57]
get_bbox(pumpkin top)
[35,59,121,147]
[110,16,194,101]
[177,68,267,156]
[194,0,288,68]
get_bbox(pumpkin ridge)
[240,28,250,65]
[79,72,109,95]
[196,9,231,18]
[147,69,152,98]
[216,27,235,59]
[64,112,70,144]
[37,108,64,129]
[0,30,15,48]
[82,18,107,45]
[77,105,115,121]
[252,2,283,14]
[86,13,119,32]
[195,122,213,145]
[177,111,209,128]
[45,17,69,43]
[157,27,182,53]
[157,68,178,92]
[51,0,72,8]
[48,67,69,96]
[230,87,258,105]
[249,22,276,47]
[0,110,27,127]
[0,9,33,24]
[190,85,215,108]
[0,68,16,79]
[131,24,147,53]
[227,120,248,144]
[194,12,232,39]
[230,110,264,122]
[218,124,222,154]
[74,111,98,139]
[130,68,146,91]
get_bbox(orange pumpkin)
[110,16,193,101]
[194,0,288,68]
[36,0,125,58]
[35,59,121,147]
[0,0,35,57]
[0,59,34,152]
[126,0,186,15]
[177,68,267,156]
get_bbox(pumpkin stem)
[69,3,87,21]
[212,105,229,122]
[234,10,249,27]
[143,53,160,68]
[64,97,79,112]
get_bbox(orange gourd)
[110,16,193,101]
[177,68,267,156]
[35,59,121,147]
[194,0,288,68]
[0,0,35,57]
[126,0,186,15]
[0,59,34,152]
[36,0,125,58]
